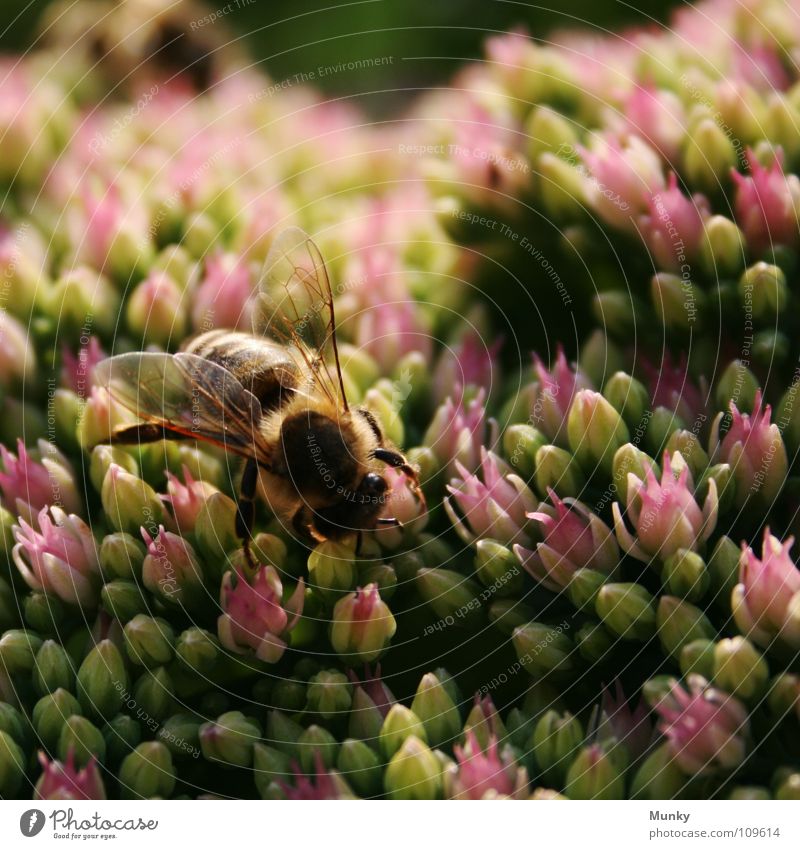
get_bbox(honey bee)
[93,228,424,560]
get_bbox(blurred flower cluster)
[0,0,800,801]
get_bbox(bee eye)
[360,473,387,498]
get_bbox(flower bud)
[474,539,523,595]
[567,568,609,610]
[337,738,382,797]
[193,492,239,569]
[308,540,356,601]
[266,710,304,758]
[651,273,704,331]
[416,566,485,629]
[118,741,175,799]
[36,749,107,800]
[657,596,716,660]
[645,407,685,456]
[488,599,536,635]
[99,532,146,581]
[591,291,637,336]
[298,724,338,774]
[0,628,43,673]
[595,583,656,640]
[126,271,187,348]
[102,714,143,766]
[680,638,716,679]
[253,742,292,799]
[575,621,616,662]
[88,445,137,495]
[132,667,175,722]
[200,711,260,768]
[603,372,650,430]
[532,709,583,785]
[775,773,800,800]
[33,689,82,750]
[22,590,64,635]
[175,627,219,675]
[462,695,509,750]
[306,670,352,720]
[684,118,738,188]
[512,620,575,674]
[0,730,25,797]
[503,424,547,479]
[767,673,800,719]
[76,639,128,720]
[101,464,163,535]
[567,390,630,476]
[537,153,588,219]
[714,360,759,413]
[739,262,787,319]
[46,268,119,336]
[142,526,204,608]
[384,736,443,800]
[713,637,769,702]
[348,685,385,746]
[380,704,428,760]
[706,535,740,601]
[565,743,625,799]
[411,672,462,748]
[100,579,148,623]
[699,214,745,276]
[534,444,586,499]
[33,639,75,696]
[630,742,687,799]
[270,678,306,713]
[58,715,106,768]
[123,615,175,667]
[662,549,709,601]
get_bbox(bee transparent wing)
[254,227,349,411]
[94,351,273,467]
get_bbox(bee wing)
[93,351,273,467]
[253,227,349,412]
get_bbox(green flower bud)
[578,329,625,389]
[729,786,771,800]
[298,724,338,774]
[503,424,548,478]
[380,704,428,760]
[416,568,484,629]
[739,262,787,319]
[603,372,650,431]
[534,444,586,499]
[384,736,442,800]
[568,389,630,476]
[707,535,741,601]
[699,215,745,276]
[102,714,142,766]
[713,637,769,702]
[526,106,578,161]
[532,709,583,785]
[33,689,82,750]
[357,562,397,600]
[592,291,638,337]
[132,667,175,722]
[306,670,352,720]
[0,730,25,797]
[680,639,716,679]
[33,639,75,696]
[270,678,307,713]
[662,549,710,601]
[151,245,197,289]
[512,622,575,673]
[348,685,384,746]
[266,710,303,758]
[595,583,656,641]
[363,386,404,447]
[76,639,128,720]
[474,539,523,595]
[462,696,509,750]
[126,272,186,348]
[753,330,789,367]
[100,580,149,623]
[488,599,536,635]
[124,615,175,667]
[337,738,382,797]
[308,540,356,602]
[665,430,709,480]
[193,492,240,570]
[775,773,800,800]
[101,464,163,535]
[657,596,716,660]
[646,407,685,457]
[630,742,687,800]
[100,532,146,581]
[642,675,676,709]
[175,627,219,675]
[575,621,616,662]
[156,713,202,760]
[253,742,292,798]
[565,743,625,799]
[684,118,738,188]
[0,628,43,673]
[767,673,800,719]
[651,273,704,331]
[58,715,106,767]
[338,343,380,395]
[89,445,138,495]
[200,711,260,768]
[612,444,658,506]
[411,672,461,748]
[53,389,84,453]
[568,568,610,611]
[23,593,66,636]
[715,360,758,413]
[118,741,175,799]
[46,268,120,336]
[697,463,735,516]
[331,583,396,663]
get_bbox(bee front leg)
[235,458,259,570]
[107,424,187,445]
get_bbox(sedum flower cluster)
[0,0,800,800]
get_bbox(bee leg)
[373,448,426,508]
[235,459,259,570]
[107,424,186,445]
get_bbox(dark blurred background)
[2,0,681,109]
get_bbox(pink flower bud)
[731,150,800,252]
[161,465,218,533]
[445,449,537,546]
[141,526,204,605]
[218,565,304,663]
[733,529,800,651]
[280,753,350,799]
[356,297,432,373]
[432,329,502,405]
[641,352,708,430]
[192,252,253,331]
[375,466,428,548]
[35,750,106,800]
[424,392,492,477]
[622,85,687,162]
[612,452,718,563]
[60,337,106,398]
[126,271,187,347]
[331,583,396,664]
[515,490,619,591]
[600,680,653,761]
[12,506,100,607]
[531,346,593,446]
[447,731,528,799]
[655,676,749,775]
[349,664,396,718]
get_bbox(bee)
[93,228,424,561]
